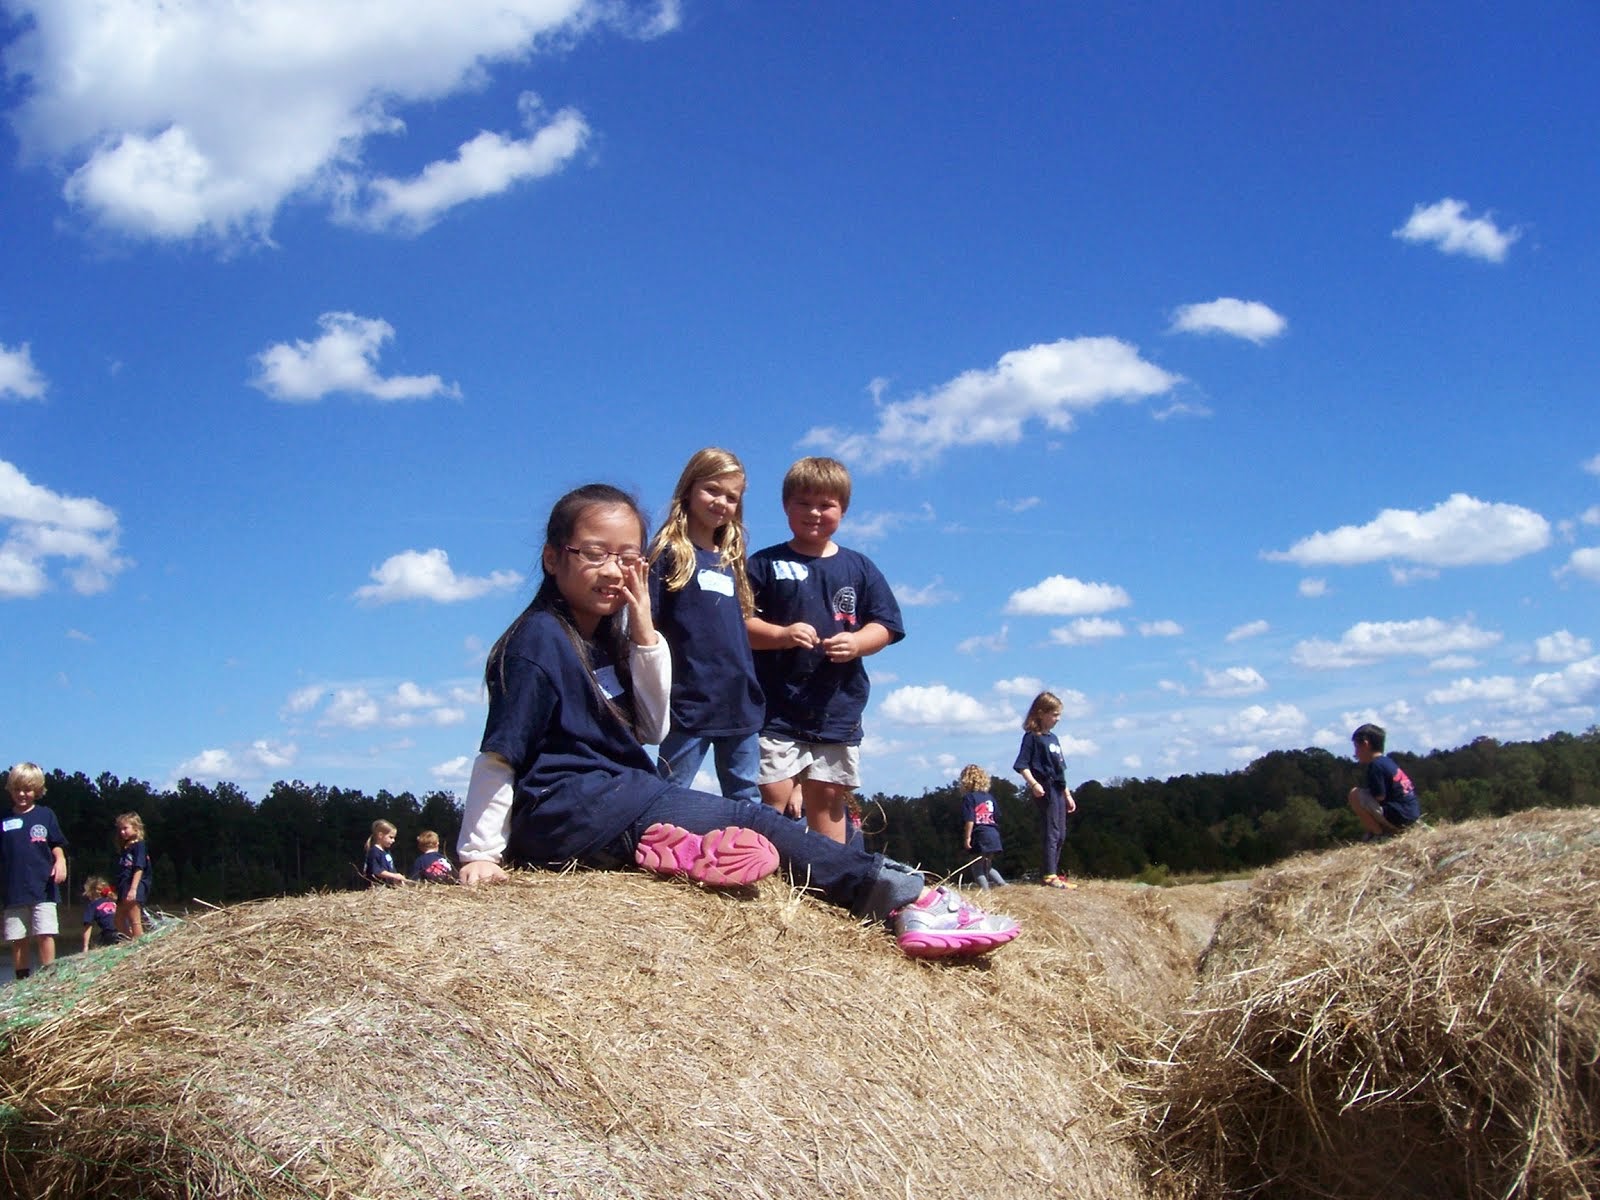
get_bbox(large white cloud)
[0,458,131,598]
[4,0,674,242]
[1393,198,1520,263]
[1291,617,1501,669]
[1005,575,1131,616]
[1534,630,1592,665]
[354,548,522,604]
[878,684,1016,733]
[1563,547,1600,583]
[0,342,47,400]
[1169,297,1286,343]
[801,337,1181,469]
[1267,494,1550,569]
[252,313,462,403]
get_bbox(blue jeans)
[592,783,925,920]
[657,729,761,805]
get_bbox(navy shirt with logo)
[746,543,905,744]
[963,790,1003,855]
[1364,755,1421,825]
[649,545,763,738]
[1,804,68,907]
[1013,732,1067,794]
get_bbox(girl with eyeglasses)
[456,483,1020,959]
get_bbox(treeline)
[17,727,1600,905]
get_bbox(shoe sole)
[897,926,1021,959]
[635,823,779,887]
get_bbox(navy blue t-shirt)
[963,790,1003,855]
[649,545,763,738]
[746,543,905,744]
[364,844,398,885]
[409,850,456,882]
[1364,755,1421,825]
[1014,732,1067,793]
[0,804,67,907]
[84,896,118,943]
[116,840,151,904]
[480,609,672,866]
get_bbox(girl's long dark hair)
[487,484,650,733]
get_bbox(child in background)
[959,764,1006,891]
[1015,692,1078,889]
[409,830,457,883]
[1347,722,1421,839]
[364,820,407,887]
[2,762,69,979]
[647,447,764,804]
[456,482,1018,959]
[81,877,118,951]
[114,811,149,939]
[746,457,905,842]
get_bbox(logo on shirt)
[697,568,735,597]
[773,560,809,582]
[832,586,858,627]
[29,824,49,843]
[974,799,996,825]
[1395,766,1416,797]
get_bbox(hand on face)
[619,554,657,645]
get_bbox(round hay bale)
[0,871,1228,1199]
[1141,808,1600,1200]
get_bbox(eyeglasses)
[564,544,644,568]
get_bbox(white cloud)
[1298,578,1329,598]
[1428,654,1480,672]
[1005,574,1131,616]
[1528,656,1600,709]
[800,337,1181,469]
[1393,198,1521,263]
[430,755,473,786]
[1577,506,1600,527]
[1049,617,1125,646]
[878,684,1016,733]
[349,94,589,233]
[1562,547,1600,583]
[0,459,132,598]
[1201,666,1268,697]
[1169,297,1287,344]
[992,675,1044,699]
[325,687,382,729]
[1225,619,1269,643]
[1583,453,1600,478]
[1211,703,1308,744]
[1389,564,1441,585]
[354,548,522,604]
[290,678,480,730]
[1291,617,1502,669]
[1534,630,1593,665]
[894,576,957,607]
[957,626,1008,655]
[0,343,47,400]
[999,497,1040,513]
[248,739,297,770]
[1267,494,1549,568]
[176,748,235,780]
[1139,619,1183,637]
[1425,676,1520,704]
[252,313,462,403]
[6,0,674,243]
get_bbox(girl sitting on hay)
[457,483,1020,960]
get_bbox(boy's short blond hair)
[781,456,852,513]
[6,762,45,796]
[416,830,441,851]
[959,764,991,793]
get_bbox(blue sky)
[3,1,1598,805]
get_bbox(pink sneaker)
[635,823,779,887]
[894,886,1021,959]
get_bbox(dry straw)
[0,869,1222,1199]
[1140,808,1600,1200]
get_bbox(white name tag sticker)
[1,818,20,833]
[595,665,624,700]
[697,568,735,597]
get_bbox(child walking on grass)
[456,483,1018,959]
[114,811,149,939]
[647,447,764,804]
[959,764,1006,891]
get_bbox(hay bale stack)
[1144,809,1600,1200]
[0,871,1224,1199]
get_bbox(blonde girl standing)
[647,448,764,804]
[1014,692,1078,889]
[114,812,149,938]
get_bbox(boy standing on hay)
[2,762,69,980]
[1347,723,1420,839]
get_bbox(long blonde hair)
[648,447,754,616]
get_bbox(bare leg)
[760,777,803,819]
[36,935,55,968]
[800,779,850,843]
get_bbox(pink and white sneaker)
[634,823,779,887]
[894,886,1021,959]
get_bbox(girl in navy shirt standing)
[456,483,1020,959]
[647,448,764,804]
[1014,692,1078,890]
[113,812,150,939]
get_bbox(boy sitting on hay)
[1347,723,1420,839]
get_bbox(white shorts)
[758,735,860,788]
[4,903,59,941]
